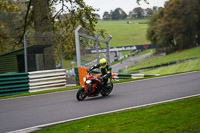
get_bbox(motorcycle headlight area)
[83,77,86,82]
[86,80,92,84]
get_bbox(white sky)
[83,0,169,18]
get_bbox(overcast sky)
[83,0,169,18]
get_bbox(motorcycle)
[76,72,114,101]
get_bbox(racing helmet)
[99,58,107,67]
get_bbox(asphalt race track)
[0,71,200,133]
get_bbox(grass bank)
[141,59,200,75]
[34,96,200,133]
[96,19,150,47]
[125,46,200,73]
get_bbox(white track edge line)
[7,93,200,133]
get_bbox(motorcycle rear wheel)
[76,87,87,101]
[101,83,113,96]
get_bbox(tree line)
[102,6,158,20]
[147,0,200,54]
[0,0,148,58]
[0,0,100,70]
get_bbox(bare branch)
[17,0,32,45]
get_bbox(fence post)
[75,25,82,68]
[95,33,101,63]
[59,31,64,69]
[24,30,30,72]
[106,36,112,65]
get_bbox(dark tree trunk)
[33,0,55,70]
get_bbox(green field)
[34,96,200,133]
[141,59,200,75]
[63,19,149,70]
[96,19,150,47]
[123,46,200,74]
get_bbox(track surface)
[0,71,200,133]
[112,52,152,72]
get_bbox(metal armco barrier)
[114,73,159,80]
[0,73,29,97]
[28,69,66,92]
[113,73,132,79]
[131,74,145,79]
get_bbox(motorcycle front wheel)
[76,87,88,101]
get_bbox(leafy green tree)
[0,0,149,56]
[103,11,110,20]
[112,8,120,20]
[17,0,99,68]
[52,0,99,61]
[133,7,144,18]
[0,1,19,13]
[146,8,153,17]
[0,0,20,54]
[147,8,172,49]
[112,8,127,20]
[147,0,200,53]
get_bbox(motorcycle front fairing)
[81,74,102,94]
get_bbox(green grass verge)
[34,96,200,133]
[125,46,200,73]
[96,19,150,47]
[141,59,200,75]
[137,49,154,56]
[120,51,134,56]
[0,86,80,100]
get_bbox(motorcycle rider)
[87,58,112,94]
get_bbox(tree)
[52,0,98,60]
[137,0,149,4]
[147,0,200,53]
[1,0,149,58]
[133,7,144,18]
[112,8,127,20]
[103,11,110,20]
[152,6,158,12]
[0,0,20,54]
[109,10,113,19]
[146,8,153,17]
[20,0,99,69]
[164,0,200,50]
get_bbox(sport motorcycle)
[76,72,114,101]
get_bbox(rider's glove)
[87,70,90,73]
